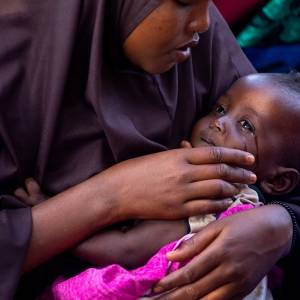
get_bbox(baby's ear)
[260,167,300,195]
[180,140,193,149]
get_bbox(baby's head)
[190,73,300,196]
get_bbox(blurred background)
[214,0,300,73]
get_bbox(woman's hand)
[23,146,254,272]
[102,147,256,220]
[14,178,48,206]
[154,205,293,300]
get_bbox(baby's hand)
[14,178,48,206]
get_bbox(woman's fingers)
[189,164,256,184]
[14,178,45,206]
[183,198,233,216]
[14,188,29,201]
[156,247,219,294]
[187,147,255,166]
[155,227,222,294]
[156,207,291,300]
[166,226,221,262]
[106,148,255,220]
[186,179,239,199]
[157,266,232,300]
[201,283,243,300]
[25,178,41,196]
[155,230,248,300]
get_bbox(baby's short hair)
[265,71,300,173]
[266,70,300,97]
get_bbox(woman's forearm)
[267,204,294,257]
[22,173,121,272]
[22,147,256,272]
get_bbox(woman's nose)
[188,1,210,34]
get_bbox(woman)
[0,1,296,299]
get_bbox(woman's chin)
[144,62,176,75]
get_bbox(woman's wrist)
[87,173,124,228]
[263,204,293,257]
[267,202,295,256]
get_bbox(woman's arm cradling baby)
[15,179,187,269]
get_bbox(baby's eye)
[215,104,226,115]
[239,120,255,134]
[174,0,192,7]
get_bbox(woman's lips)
[173,47,191,63]
[178,38,200,50]
[173,34,200,63]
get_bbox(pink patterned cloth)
[218,204,254,220]
[41,204,253,300]
[41,238,188,300]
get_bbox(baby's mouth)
[200,137,216,146]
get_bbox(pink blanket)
[41,205,253,300]
[41,239,188,300]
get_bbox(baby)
[17,73,300,299]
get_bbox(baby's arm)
[72,219,188,269]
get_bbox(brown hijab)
[0,1,254,298]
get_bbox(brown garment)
[0,1,256,299]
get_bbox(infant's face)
[191,74,296,181]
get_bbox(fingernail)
[154,286,163,293]
[225,199,234,205]
[250,173,257,183]
[246,154,255,163]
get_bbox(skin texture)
[155,205,292,300]
[16,2,295,299]
[155,75,300,299]
[190,74,300,192]
[72,220,188,269]
[16,179,188,269]
[18,75,298,281]
[18,75,299,204]
[23,147,255,272]
[123,0,211,74]
[20,0,251,277]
